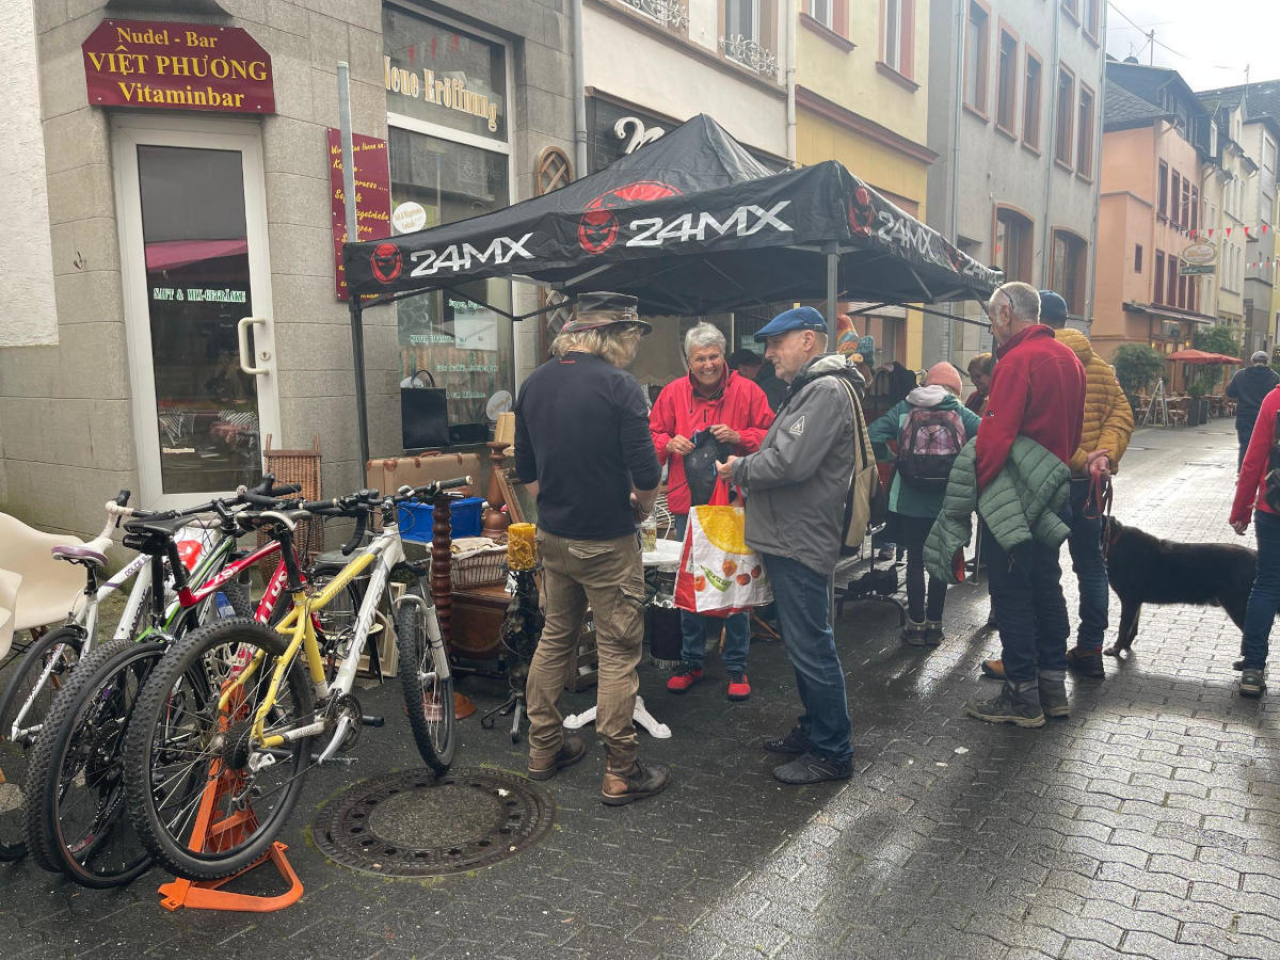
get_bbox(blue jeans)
[761,552,852,763]
[1238,418,1256,470]
[673,514,750,671]
[1068,478,1109,652]
[982,519,1072,684]
[1242,510,1280,670]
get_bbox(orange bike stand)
[156,697,303,913]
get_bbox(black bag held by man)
[1264,410,1280,512]
[683,430,733,507]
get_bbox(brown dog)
[1104,519,1256,658]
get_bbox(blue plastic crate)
[397,497,484,543]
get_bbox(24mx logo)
[626,201,793,248]
[408,233,535,278]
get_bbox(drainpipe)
[1085,2,1106,334]
[945,0,964,363]
[785,0,797,163]
[571,0,588,174]
[1041,0,1062,289]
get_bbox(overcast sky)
[1103,0,1278,92]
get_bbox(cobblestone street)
[3,419,1278,960]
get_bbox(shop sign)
[327,130,392,300]
[1181,241,1217,266]
[82,20,275,114]
[1180,263,1215,276]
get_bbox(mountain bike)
[0,493,250,861]
[123,479,467,881]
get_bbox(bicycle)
[0,492,252,861]
[123,478,467,881]
[18,480,320,886]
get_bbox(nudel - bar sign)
[82,20,275,114]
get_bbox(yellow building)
[794,0,935,369]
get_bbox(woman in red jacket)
[650,322,774,701]
[1231,384,1280,698]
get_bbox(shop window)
[1076,85,1094,178]
[1158,160,1168,220]
[882,0,914,78]
[1051,229,1087,315]
[1023,49,1042,150]
[1154,251,1165,304]
[996,27,1018,134]
[995,206,1033,283]
[1055,66,1074,166]
[1134,244,1143,273]
[964,1,990,115]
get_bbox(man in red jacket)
[650,322,774,700]
[967,282,1086,728]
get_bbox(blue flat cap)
[754,305,828,342]
[1038,290,1068,323]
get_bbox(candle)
[507,523,536,571]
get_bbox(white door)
[114,117,280,510]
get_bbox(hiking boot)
[528,735,586,781]
[902,620,928,647]
[772,751,852,785]
[924,621,945,646]
[601,760,671,806]
[726,670,751,701]
[763,726,813,755]
[1240,668,1266,699]
[1066,646,1105,678]
[1038,670,1069,718]
[980,658,1005,680]
[666,662,703,694]
[965,680,1045,728]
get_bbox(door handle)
[237,317,270,375]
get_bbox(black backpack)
[895,406,966,492]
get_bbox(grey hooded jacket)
[731,353,860,577]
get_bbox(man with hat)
[1227,350,1280,469]
[515,292,670,806]
[715,305,862,784]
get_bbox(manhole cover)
[313,767,554,877]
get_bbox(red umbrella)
[1166,348,1241,365]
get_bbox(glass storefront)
[384,5,513,447]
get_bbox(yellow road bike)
[121,479,467,881]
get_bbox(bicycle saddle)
[123,514,192,539]
[50,540,109,569]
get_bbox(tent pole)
[825,245,838,338]
[339,62,370,470]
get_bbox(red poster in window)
[327,130,392,300]
[82,20,275,113]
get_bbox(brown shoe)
[981,658,1005,680]
[601,759,671,806]
[528,735,586,781]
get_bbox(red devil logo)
[847,185,875,238]
[578,180,682,255]
[370,242,403,284]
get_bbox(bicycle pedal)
[360,715,386,727]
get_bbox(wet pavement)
[2,419,1278,959]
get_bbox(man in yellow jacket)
[984,291,1133,681]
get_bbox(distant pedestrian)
[652,324,774,701]
[868,362,980,646]
[515,292,669,805]
[981,291,1133,681]
[1227,352,1280,468]
[716,306,863,784]
[965,282,1085,728]
[965,353,994,415]
[1230,382,1280,698]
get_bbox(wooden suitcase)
[365,451,483,498]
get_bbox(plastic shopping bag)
[674,478,772,616]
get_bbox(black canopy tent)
[342,114,1002,463]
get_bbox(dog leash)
[1085,469,1114,558]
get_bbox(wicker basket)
[256,435,322,579]
[450,550,508,589]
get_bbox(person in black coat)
[1227,351,1280,469]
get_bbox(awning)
[1166,348,1242,365]
[1122,301,1216,325]
[145,238,248,272]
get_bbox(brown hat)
[561,292,651,334]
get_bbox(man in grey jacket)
[717,306,859,784]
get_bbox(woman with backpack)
[868,362,981,646]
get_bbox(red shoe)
[726,670,751,701]
[666,662,703,693]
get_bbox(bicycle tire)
[0,625,85,860]
[395,601,456,773]
[23,639,177,886]
[124,617,311,881]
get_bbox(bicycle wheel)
[124,617,312,881]
[23,639,187,886]
[0,625,85,860]
[395,601,456,773]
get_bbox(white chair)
[0,513,86,639]
[0,569,20,662]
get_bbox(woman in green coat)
[868,362,981,646]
